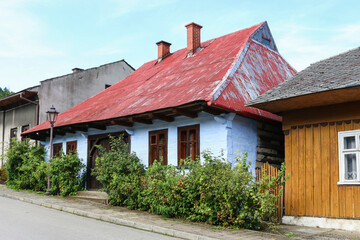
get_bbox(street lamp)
[45,105,59,195]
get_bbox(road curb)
[0,191,217,240]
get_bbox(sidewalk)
[0,185,359,240]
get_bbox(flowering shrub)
[93,136,288,230]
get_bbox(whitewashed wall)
[42,112,258,172]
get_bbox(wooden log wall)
[256,121,284,168]
[284,120,360,218]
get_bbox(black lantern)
[46,105,59,125]
[45,105,59,195]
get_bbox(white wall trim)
[282,216,360,233]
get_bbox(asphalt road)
[0,196,180,240]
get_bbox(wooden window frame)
[177,124,200,166]
[338,130,360,185]
[149,129,168,166]
[53,143,63,157]
[66,141,77,154]
[10,127,17,139]
[21,125,30,141]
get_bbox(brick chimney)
[156,41,171,62]
[72,68,84,73]
[185,22,202,54]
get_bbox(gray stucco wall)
[0,104,37,166]
[38,60,134,123]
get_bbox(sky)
[1,0,360,92]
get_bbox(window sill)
[337,181,360,185]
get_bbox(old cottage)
[23,22,295,189]
[249,47,360,231]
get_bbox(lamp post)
[45,105,59,195]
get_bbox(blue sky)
[1,0,360,92]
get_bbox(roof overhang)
[0,91,38,111]
[22,101,229,141]
[250,85,360,114]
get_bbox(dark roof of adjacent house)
[23,21,295,138]
[248,47,360,107]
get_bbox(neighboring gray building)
[0,60,134,166]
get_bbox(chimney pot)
[185,22,202,54]
[72,68,84,73]
[156,41,171,62]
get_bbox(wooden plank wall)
[284,120,360,218]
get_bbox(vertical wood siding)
[285,120,360,218]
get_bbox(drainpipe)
[20,93,39,144]
[1,110,5,167]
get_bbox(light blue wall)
[227,114,257,172]
[42,112,258,173]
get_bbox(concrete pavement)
[1,185,360,239]
[0,196,180,240]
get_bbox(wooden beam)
[148,113,174,122]
[108,119,133,127]
[129,117,152,125]
[54,129,65,136]
[172,109,198,118]
[72,125,88,132]
[200,106,225,115]
[88,123,106,130]
[62,127,76,134]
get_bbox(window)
[338,130,360,184]
[66,141,77,154]
[53,143,63,157]
[10,128,17,139]
[149,129,167,165]
[21,125,30,133]
[105,84,111,89]
[178,124,200,165]
[21,125,30,141]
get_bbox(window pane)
[181,131,187,142]
[344,136,356,149]
[151,135,157,144]
[345,154,357,180]
[180,143,187,160]
[159,134,164,144]
[189,130,196,141]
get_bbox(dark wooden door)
[87,132,130,190]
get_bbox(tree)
[0,87,13,98]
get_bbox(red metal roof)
[23,22,296,135]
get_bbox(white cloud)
[0,1,64,58]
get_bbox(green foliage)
[4,139,84,196]
[92,135,145,207]
[93,136,288,230]
[0,167,7,183]
[49,152,85,196]
[5,139,46,189]
[0,87,13,99]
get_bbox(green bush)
[93,137,287,230]
[5,139,46,189]
[0,167,7,183]
[49,152,85,196]
[92,135,145,207]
